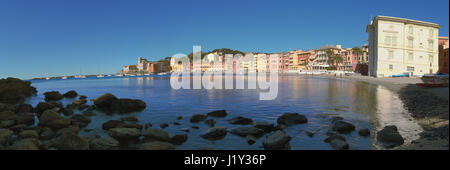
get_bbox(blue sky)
[0,0,448,79]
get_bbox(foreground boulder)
[277,113,307,126]
[228,116,253,125]
[190,114,207,123]
[8,138,39,150]
[377,125,404,148]
[262,130,291,150]
[330,138,349,150]
[0,78,37,104]
[39,110,71,130]
[200,126,227,140]
[90,136,120,150]
[35,102,59,116]
[110,99,146,114]
[170,134,188,145]
[71,114,91,128]
[0,128,13,146]
[140,141,174,150]
[332,121,355,134]
[44,91,64,101]
[63,90,78,98]
[0,110,16,121]
[102,120,125,130]
[52,132,89,150]
[358,128,371,137]
[230,127,265,137]
[206,110,228,117]
[142,128,171,142]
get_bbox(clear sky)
[1,0,449,79]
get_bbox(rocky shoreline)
[0,77,429,150]
[320,74,449,150]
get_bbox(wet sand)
[320,73,449,150]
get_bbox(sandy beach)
[320,73,449,150]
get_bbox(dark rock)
[102,120,125,130]
[330,116,344,123]
[330,138,349,150]
[108,128,141,141]
[19,130,39,139]
[277,113,307,126]
[200,126,227,140]
[55,125,80,136]
[204,119,216,127]
[358,128,371,137]
[230,127,265,137]
[0,110,16,121]
[170,134,188,145]
[173,122,181,126]
[44,91,64,101]
[63,90,78,98]
[39,110,71,130]
[53,132,89,150]
[0,120,15,128]
[10,124,27,132]
[90,136,120,150]
[120,116,139,122]
[160,123,169,129]
[0,128,13,145]
[39,128,55,140]
[262,130,291,150]
[305,131,315,137]
[377,125,404,148]
[206,110,227,117]
[144,123,152,129]
[94,93,118,109]
[191,126,199,129]
[253,122,275,132]
[190,114,207,123]
[0,103,14,112]
[70,114,91,128]
[8,138,39,150]
[228,116,253,125]
[180,128,190,133]
[246,135,258,145]
[82,111,95,116]
[35,102,58,116]
[142,128,171,142]
[79,95,87,100]
[120,123,143,130]
[332,121,355,134]
[0,78,37,104]
[324,135,346,143]
[60,108,74,116]
[16,104,33,113]
[140,141,174,150]
[110,99,146,114]
[176,116,183,120]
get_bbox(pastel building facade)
[439,36,449,73]
[367,16,441,77]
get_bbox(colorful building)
[439,36,449,73]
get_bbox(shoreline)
[319,73,449,150]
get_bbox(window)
[407,66,415,71]
[389,64,393,70]
[388,51,394,59]
[429,29,434,37]
[408,26,413,34]
[385,36,391,45]
[428,40,434,49]
[392,36,397,46]
[429,55,434,62]
[408,53,414,61]
[408,39,413,48]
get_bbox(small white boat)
[115,74,124,77]
[61,76,68,79]
[45,77,51,80]
[97,75,105,78]
[74,75,87,78]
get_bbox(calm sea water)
[26,75,422,150]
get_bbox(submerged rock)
[44,91,64,101]
[102,120,125,130]
[110,99,146,114]
[93,93,117,109]
[330,138,349,150]
[108,128,141,141]
[160,123,169,129]
[120,116,139,122]
[332,121,355,134]
[190,114,207,123]
[246,135,258,145]
[262,130,291,150]
[206,110,227,117]
[200,126,227,140]
[0,128,13,146]
[204,119,216,127]
[324,135,346,143]
[142,128,171,142]
[228,116,253,125]
[70,114,91,128]
[359,128,371,137]
[63,90,78,98]
[253,122,275,133]
[230,127,264,137]
[277,113,307,126]
[377,125,404,148]
[19,130,39,139]
[170,134,188,145]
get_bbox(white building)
[367,16,441,77]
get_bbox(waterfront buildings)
[439,36,449,73]
[121,57,169,74]
[367,16,441,77]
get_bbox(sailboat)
[75,67,87,78]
